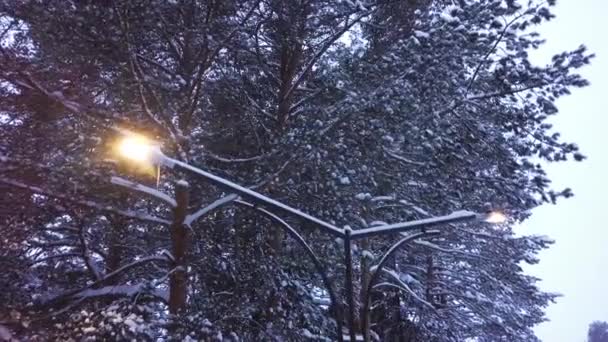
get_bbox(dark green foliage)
[0,0,592,340]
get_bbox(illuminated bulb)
[116,135,154,163]
[484,211,507,224]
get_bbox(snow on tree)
[0,0,592,340]
[588,321,608,342]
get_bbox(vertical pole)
[169,180,190,314]
[344,227,357,341]
[360,209,371,342]
[360,237,371,342]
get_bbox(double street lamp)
[114,134,505,341]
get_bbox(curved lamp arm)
[235,200,344,342]
[361,230,440,340]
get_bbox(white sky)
[520,1,608,341]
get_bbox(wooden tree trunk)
[169,181,190,314]
[106,215,126,278]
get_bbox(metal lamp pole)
[114,135,505,341]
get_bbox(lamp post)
[113,134,506,341]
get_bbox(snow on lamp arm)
[113,132,342,236]
[351,210,507,240]
[113,132,506,230]
[359,210,507,338]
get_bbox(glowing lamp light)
[484,211,507,224]
[115,135,159,164]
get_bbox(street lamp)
[113,134,343,235]
[113,133,506,342]
[483,211,507,224]
[114,134,169,166]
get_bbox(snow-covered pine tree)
[0,0,592,340]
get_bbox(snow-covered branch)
[111,176,177,208]
[382,147,427,167]
[30,253,82,266]
[205,152,268,163]
[412,239,489,260]
[185,194,239,226]
[43,255,170,306]
[73,283,169,303]
[374,280,435,311]
[0,177,171,225]
[0,62,118,125]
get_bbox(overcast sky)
[519,1,607,341]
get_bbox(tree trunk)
[106,215,126,277]
[169,181,190,314]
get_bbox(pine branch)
[0,177,171,225]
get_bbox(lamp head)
[114,134,166,166]
[481,211,507,224]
